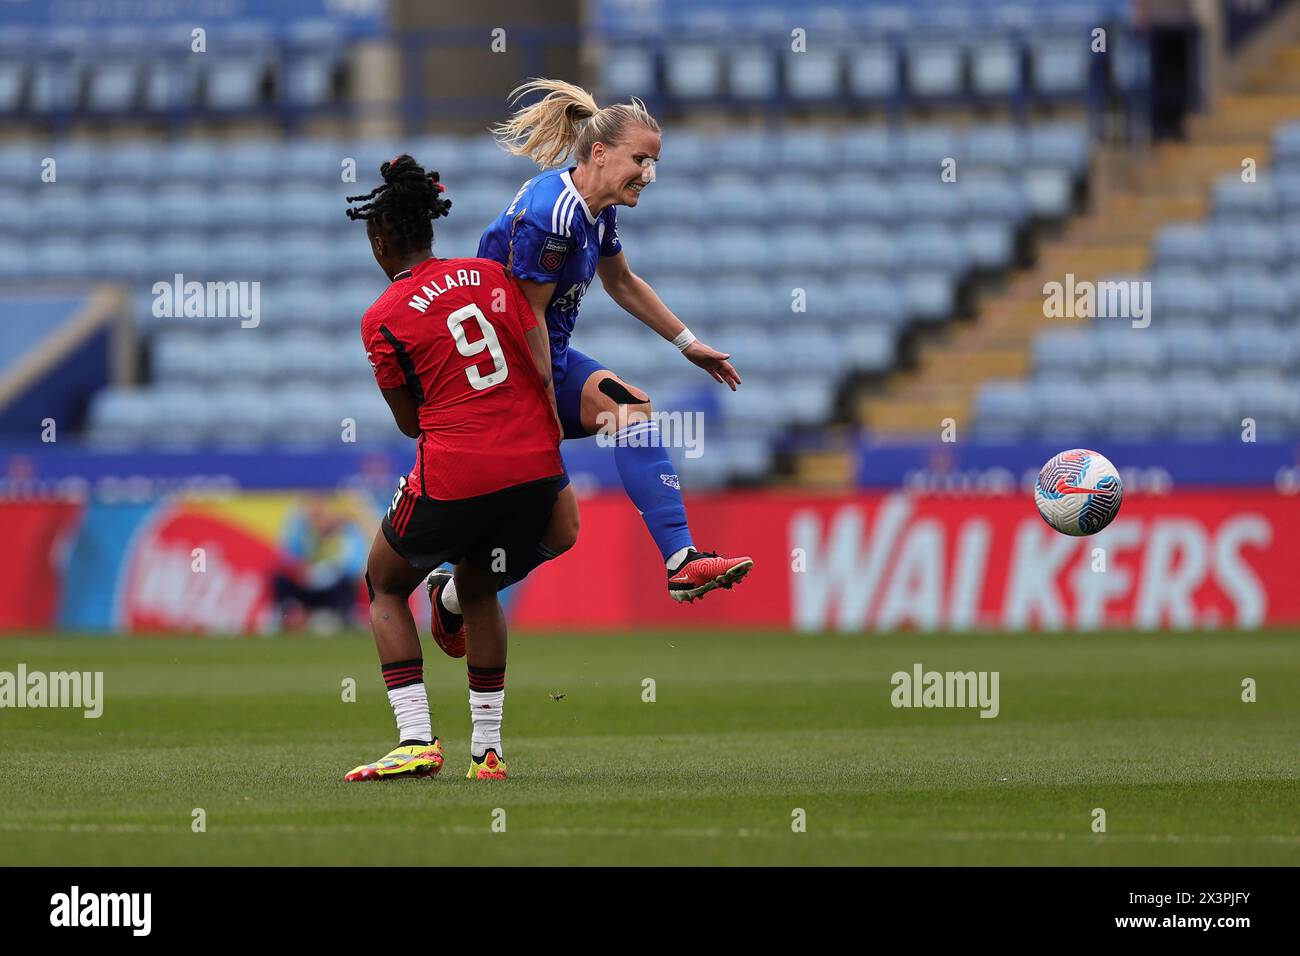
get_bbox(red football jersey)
[362,256,562,500]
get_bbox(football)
[1034,449,1124,536]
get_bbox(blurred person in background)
[270,494,369,633]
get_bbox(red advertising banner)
[509,491,1300,632]
[0,500,84,631]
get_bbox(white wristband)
[672,328,696,351]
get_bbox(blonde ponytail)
[491,77,660,170]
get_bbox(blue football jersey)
[477,168,622,358]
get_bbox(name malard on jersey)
[406,268,482,312]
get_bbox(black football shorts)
[381,474,563,574]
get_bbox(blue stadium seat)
[845,40,900,100]
[1161,324,1222,374]
[1166,374,1235,438]
[603,45,657,99]
[836,226,902,272]
[1029,28,1091,97]
[970,33,1022,98]
[785,48,840,100]
[905,36,966,99]
[973,380,1035,439]
[1155,223,1214,269]
[664,46,723,98]
[1034,329,1096,376]
[964,125,1027,171]
[828,175,900,222]
[1098,376,1169,438]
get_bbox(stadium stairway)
[834,39,1300,469]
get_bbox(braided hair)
[346,154,452,255]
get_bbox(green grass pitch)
[1,630,1297,866]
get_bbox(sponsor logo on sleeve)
[538,236,570,272]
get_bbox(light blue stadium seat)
[224,140,282,181]
[208,186,275,230]
[155,186,211,231]
[104,142,157,182]
[785,47,840,100]
[1216,223,1284,268]
[1023,168,1074,218]
[0,240,32,278]
[779,325,849,376]
[962,173,1027,223]
[153,231,210,274]
[964,221,1015,270]
[900,126,960,169]
[1273,121,1300,166]
[209,385,277,446]
[905,36,965,98]
[1093,326,1164,375]
[775,174,833,221]
[91,186,156,232]
[841,129,897,172]
[603,45,657,99]
[151,386,222,446]
[44,141,99,185]
[87,234,153,278]
[1155,223,1214,268]
[846,41,900,100]
[828,175,899,222]
[1031,379,1103,439]
[1034,329,1096,376]
[1029,123,1090,174]
[897,178,966,222]
[1099,377,1169,438]
[1222,271,1290,317]
[900,227,968,273]
[1029,30,1090,96]
[785,380,836,423]
[903,273,956,323]
[965,125,1026,171]
[1152,271,1222,317]
[279,384,344,444]
[970,34,1022,97]
[774,130,839,172]
[835,277,907,326]
[772,228,828,271]
[1167,374,1235,438]
[707,278,778,324]
[277,233,333,277]
[709,227,777,272]
[845,327,896,373]
[1230,374,1298,435]
[30,237,89,277]
[39,187,92,233]
[664,46,722,98]
[1161,324,1222,374]
[0,145,38,184]
[152,332,214,384]
[973,380,1035,439]
[209,234,274,274]
[86,388,156,445]
[636,228,706,274]
[161,141,218,182]
[836,226,902,272]
[277,185,338,229]
[1214,175,1276,220]
[1229,322,1297,374]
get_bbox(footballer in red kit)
[343,155,561,782]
